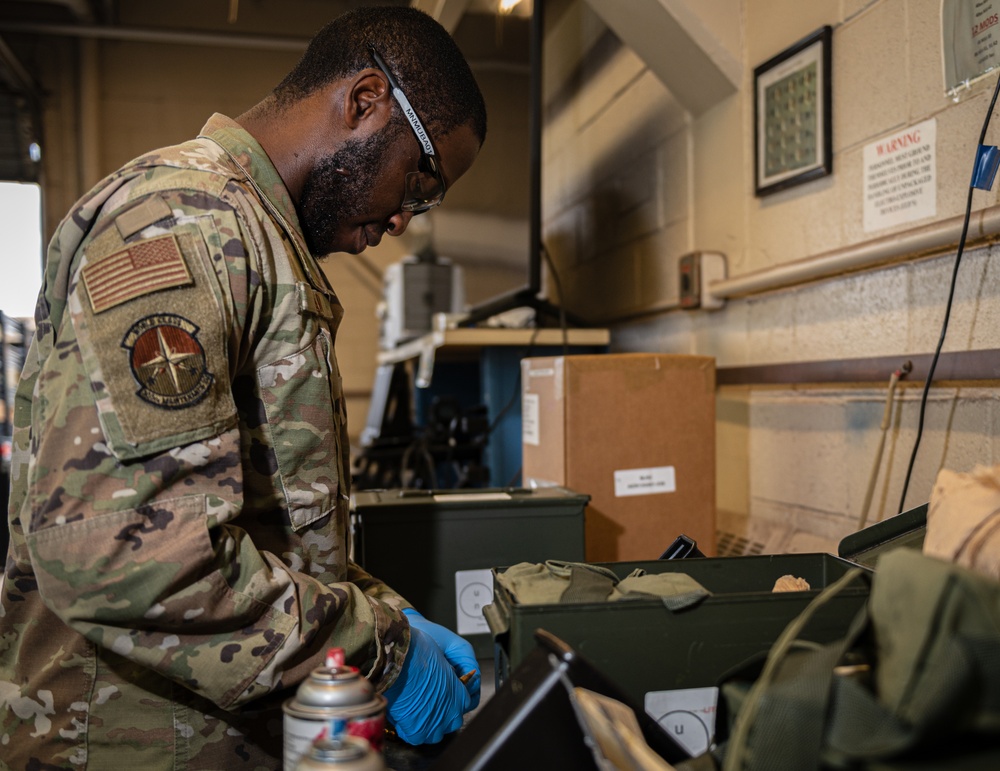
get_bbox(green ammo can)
[351,487,589,658]
[484,552,871,755]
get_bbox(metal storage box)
[486,553,870,719]
[352,487,588,656]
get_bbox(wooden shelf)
[378,327,611,387]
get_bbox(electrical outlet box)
[679,251,726,310]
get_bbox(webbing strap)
[723,568,869,771]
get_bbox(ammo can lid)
[352,486,590,512]
[838,502,927,568]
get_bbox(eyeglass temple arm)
[368,45,435,158]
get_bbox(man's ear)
[344,70,393,130]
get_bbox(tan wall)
[545,0,1000,552]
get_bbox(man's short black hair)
[275,6,487,145]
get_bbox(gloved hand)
[403,608,481,708]
[384,625,472,745]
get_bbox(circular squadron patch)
[122,314,214,408]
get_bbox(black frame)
[753,25,832,197]
[462,0,582,327]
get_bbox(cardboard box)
[521,353,716,561]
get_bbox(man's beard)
[298,124,400,256]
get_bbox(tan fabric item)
[571,688,677,771]
[618,571,712,608]
[496,561,626,604]
[772,575,811,592]
[496,562,711,606]
[926,464,1000,580]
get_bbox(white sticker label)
[644,687,718,757]
[522,393,540,446]
[863,118,936,233]
[455,569,493,635]
[614,466,676,497]
[525,477,559,489]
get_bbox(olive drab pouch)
[684,549,1000,771]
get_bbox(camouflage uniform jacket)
[0,113,411,770]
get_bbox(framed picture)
[754,26,832,197]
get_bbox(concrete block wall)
[546,0,1000,550]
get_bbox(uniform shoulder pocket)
[71,213,237,460]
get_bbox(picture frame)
[754,26,832,197]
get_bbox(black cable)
[896,73,1000,515]
[541,244,569,356]
[487,324,542,437]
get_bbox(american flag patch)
[82,234,193,314]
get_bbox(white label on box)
[614,466,676,497]
[522,393,540,446]
[455,569,493,635]
[644,687,718,757]
[526,367,555,379]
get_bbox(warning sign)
[863,118,936,233]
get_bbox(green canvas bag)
[683,549,1000,770]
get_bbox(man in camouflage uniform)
[0,7,486,769]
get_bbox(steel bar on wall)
[717,348,1000,386]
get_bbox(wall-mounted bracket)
[679,251,727,310]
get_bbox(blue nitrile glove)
[402,608,481,708]
[384,625,472,745]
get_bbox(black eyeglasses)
[369,46,446,214]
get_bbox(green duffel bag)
[680,548,1000,771]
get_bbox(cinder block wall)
[545,0,1000,552]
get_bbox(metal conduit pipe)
[29,0,95,24]
[0,21,528,74]
[707,203,1000,300]
[0,21,311,51]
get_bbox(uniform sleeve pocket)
[257,328,340,531]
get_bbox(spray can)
[283,649,387,771]
[294,734,386,771]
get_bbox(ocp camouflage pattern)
[0,114,411,770]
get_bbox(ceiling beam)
[0,34,41,96]
[584,0,741,116]
[0,21,309,51]
[410,0,473,34]
[11,0,95,24]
